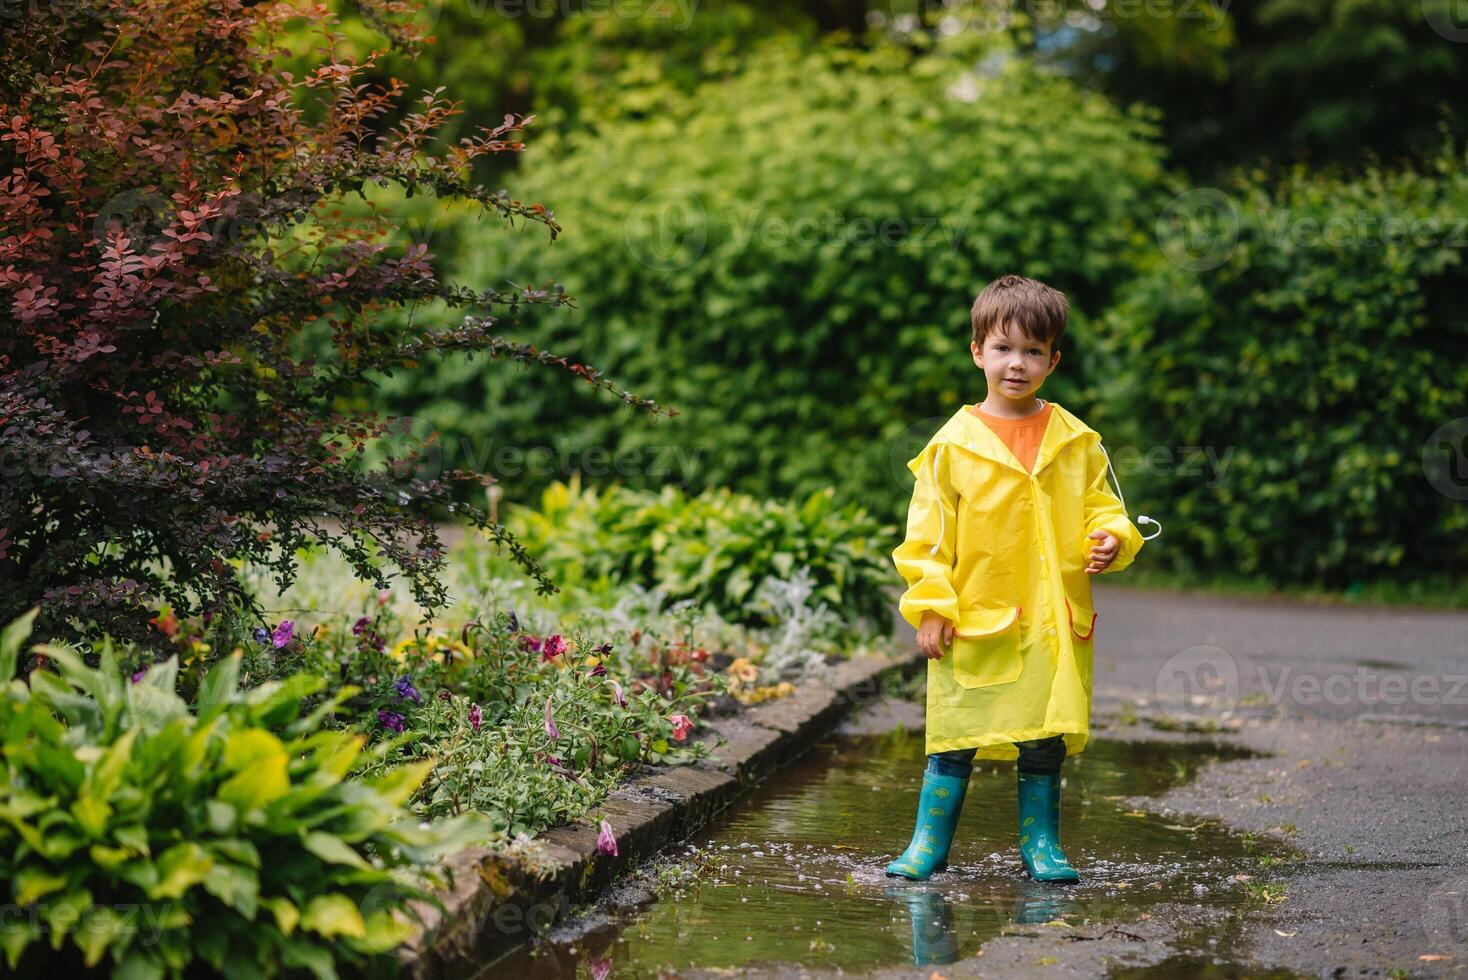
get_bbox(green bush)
[483,476,897,635]
[373,35,1169,523]
[0,610,486,979]
[1088,146,1468,586]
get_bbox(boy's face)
[971,321,1061,403]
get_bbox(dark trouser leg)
[927,747,978,779]
[1014,735,1066,775]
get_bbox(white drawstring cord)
[929,446,945,556]
[1098,442,1163,541]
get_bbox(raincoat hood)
[907,400,1097,480]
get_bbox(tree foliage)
[0,0,666,645]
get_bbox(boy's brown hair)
[970,274,1069,353]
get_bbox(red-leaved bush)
[0,0,668,645]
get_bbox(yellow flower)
[726,657,760,686]
[390,635,475,668]
[183,639,212,667]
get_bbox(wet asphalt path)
[863,584,1468,978]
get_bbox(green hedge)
[373,36,1169,523]
[1088,147,1468,586]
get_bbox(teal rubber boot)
[1016,771,1080,883]
[886,767,967,880]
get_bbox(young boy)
[885,274,1148,884]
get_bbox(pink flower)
[541,634,567,661]
[596,819,618,857]
[271,619,295,648]
[610,679,627,708]
[544,697,559,741]
[469,703,483,733]
[519,634,543,654]
[130,667,148,684]
[669,714,695,742]
[590,957,613,980]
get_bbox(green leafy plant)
[488,476,896,635]
[0,609,487,978]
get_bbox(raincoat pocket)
[1065,598,1096,642]
[948,606,1023,689]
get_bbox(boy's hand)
[917,611,954,659]
[1085,530,1119,574]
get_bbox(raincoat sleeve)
[892,444,961,630]
[1083,437,1145,574]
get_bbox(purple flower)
[609,679,627,708]
[469,703,483,732]
[271,620,294,649]
[544,697,559,741]
[378,710,406,734]
[519,634,542,654]
[352,617,370,636]
[588,663,607,677]
[594,642,613,656]
[393,675,422,705]
[131,667,148,684]
[506,611,520,633]
[252,626,270,646]
[596,819,618,857]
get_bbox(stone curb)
[399,646,926,977]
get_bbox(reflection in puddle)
[476,728,1277,978]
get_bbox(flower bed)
[1,512,893,974]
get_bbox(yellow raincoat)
[893,401,1146,760]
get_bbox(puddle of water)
[476,729,1279,978]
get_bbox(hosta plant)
[0,609,488,979]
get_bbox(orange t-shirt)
[969,400,1053,473]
